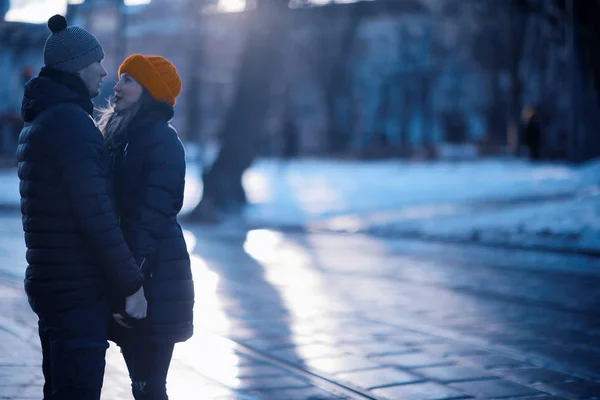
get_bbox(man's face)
[77,60,107,98]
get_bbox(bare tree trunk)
[400,84,411,148]
[488,1,507,144]
[187,4,286,221]
[573,0,600,106]
[319,4,364,153]
[184,0,204,143]
[506,1,530,152]
[420,73,434,146]
[571,0,600,162]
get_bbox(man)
[17,14,147,400]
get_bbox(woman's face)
[113,73,143,112]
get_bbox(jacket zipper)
[139,257,152,278]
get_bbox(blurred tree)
[469,1,526,146]
[187,0,289,220]
[468,0,566,148]
[469,1,509,142]
[0,0,8,20]
[184,0,207,144]
[468,0,600,161]
[307,0,428,154]
[568,0,600,161]
[441,111,467,143]
[115,0,127,64]
[311,3,364,153]
[572,0,600,104]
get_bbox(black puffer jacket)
[17,67,144,316]
[108,101,194,344]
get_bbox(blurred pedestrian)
[279,109,298,176]
[524,112,542,161]
[17,15,146,400]
[98,54,194,400]
[281,116,299,161]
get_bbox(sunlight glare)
[243,229,283,262]
[243,229,332,322]
[174,332,241,388]
[218,0,246,12]
[5,1,67,24]
[183,229,197,252]
[124,0,151,5]
[173,230,240,388]
[289,174,347,215]
[242,169,272,203]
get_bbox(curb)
[237,223,600,258]
[364,230,600,258]
[312,189,584,222]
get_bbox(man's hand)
[125,286,147,319]
[113,313,133,329]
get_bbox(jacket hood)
[21,67,94,122]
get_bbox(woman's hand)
[125,286,147,319]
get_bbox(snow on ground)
[579,158,600,187]
[360,189,600,253]
[0,160,204,214]
[0,169,18,208]
[241,157,600,252]
[242,158,597,227]
[2,156,599,252]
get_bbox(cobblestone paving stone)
[1,213,600,399]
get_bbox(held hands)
[126,286,147,318]
[112,313,133,329]
[113,286,147,329]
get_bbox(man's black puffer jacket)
[17,67,144,315]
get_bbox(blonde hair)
[97,90,152,147]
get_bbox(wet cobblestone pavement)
[1,210,599,399]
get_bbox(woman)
[98,54,194,400]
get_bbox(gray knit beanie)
[43,15,105,73]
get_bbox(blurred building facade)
[0,19,46,158]
[0,0,595,162]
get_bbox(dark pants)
[120,339,175,400]
[529,143,541,160]
[38,301,109,400]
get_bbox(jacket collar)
[127,100,174,135]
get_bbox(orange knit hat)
[118,54,182,106]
